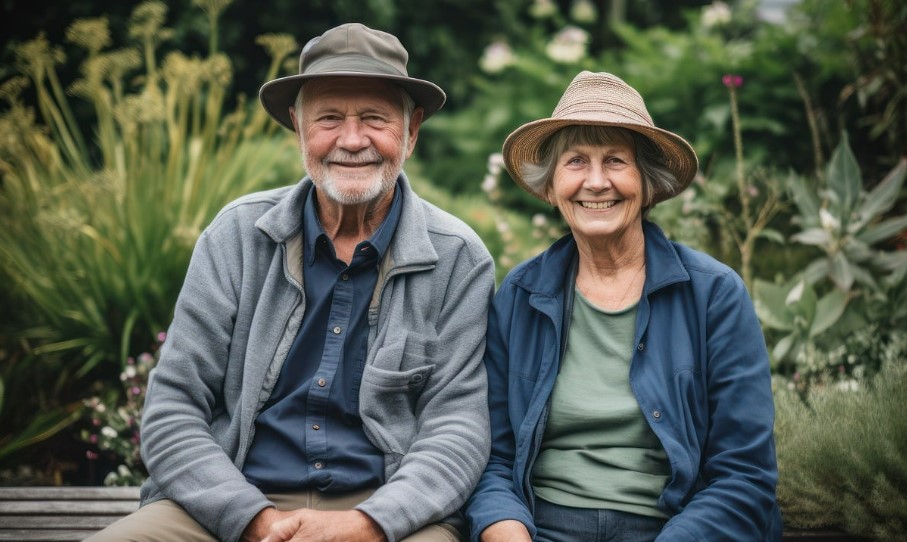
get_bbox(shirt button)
[341,273,349,281]
[637,342,645,351]
[317,378,327,387]
[332,326,341,334]
[312,424,320,430]
[314,462,324,469]
[653,410,662,419]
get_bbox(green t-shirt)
[531,290,670,518]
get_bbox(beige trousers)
[84,488,461,542]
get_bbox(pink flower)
[722,74,743,88]
[156,331,167,343]
[89,434,98,444]
[131,386,142,396]
[86,450,99,460]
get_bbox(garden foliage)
[774,355,907,541]
[0,0,300,466]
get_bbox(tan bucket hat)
[259,23,446,131]
[503,71,699,204]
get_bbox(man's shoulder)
[215,185,295,218]
[417,198,491,258]
[204,183,300,234]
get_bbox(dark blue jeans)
[534,498,667,542]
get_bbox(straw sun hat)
[259,23,446,131]
[502,71,699,205]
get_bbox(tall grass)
[774,347,907,541]
[0,0,299,465]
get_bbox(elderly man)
[86,23,494,542]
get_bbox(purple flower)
[722,74,743,88]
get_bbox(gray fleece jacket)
[138,174,495,542]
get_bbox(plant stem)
[793,71,825,179]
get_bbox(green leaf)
[857,215,907,246]
[772,333,798,362]
[829,251,854,291]
[758,228,786,244]
[0,404,84,461]
[791,227,831,247]
[849,262,879,292]
[753,279,795,331]
[855,158,907,226]
[803,259,830,285]
[787,173,821,226]
[875,250,907,272]
[826,132,862,218]
[809,289,848,337]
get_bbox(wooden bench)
[0,486,874,541]
[0,486,139,541]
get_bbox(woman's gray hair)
[520,125,680,215]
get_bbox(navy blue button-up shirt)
[243,184,402,492]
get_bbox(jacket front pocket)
[359,363,433,455]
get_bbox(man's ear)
[405,107,425,158]
[289,106,300,133]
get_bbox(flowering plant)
[81,332,163,486]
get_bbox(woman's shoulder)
[501,234,575,292]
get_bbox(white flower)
[479,41,515,74]
[487,153,505,175]
[124,366,137,379]
[481,174,498,194]
[101,426,118,438]
[702,1,732,28]
[529,0,557,19]
[545,26,589,64]
[570,0,597,23]
[532,213,548,227]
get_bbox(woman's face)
[547,140,644,242]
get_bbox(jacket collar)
[255,171,437,270]
[512,220,689,298]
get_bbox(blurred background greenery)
[1,0,905,538]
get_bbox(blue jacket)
[465,221,781,541]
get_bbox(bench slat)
[0,500,138,515]
[0,529,101,541]
[0,515,125,529]
[0,487,139,501]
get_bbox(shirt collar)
[302,180,403,266]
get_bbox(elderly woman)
[464,71,781,542]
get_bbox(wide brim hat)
[503,71,699,205]
[260,23,446,131]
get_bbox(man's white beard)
[306,138,408,205]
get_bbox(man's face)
[292,77,422,205]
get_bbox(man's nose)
[336,117,370,151]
